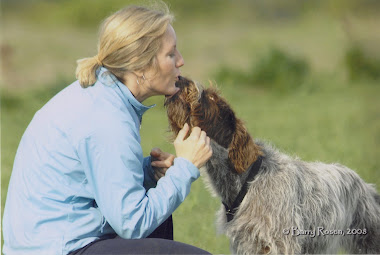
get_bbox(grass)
[2,1,380,254]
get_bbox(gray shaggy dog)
[164,76,380,254]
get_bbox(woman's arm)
[77,121,199,239]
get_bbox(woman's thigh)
[70,237,211,255]
[69,216,210,254]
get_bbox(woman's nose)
[177,51,185,68]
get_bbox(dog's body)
[164,77,380,254]
[205,139,380,254]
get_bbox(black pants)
[69,216,210,254]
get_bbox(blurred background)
[1,0,380,253]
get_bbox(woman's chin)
[165,93,175,99]
[165,88,180,98]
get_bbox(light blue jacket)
[3,67,200,255]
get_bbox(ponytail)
[76,56,102,88]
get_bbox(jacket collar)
[96,67,155,117]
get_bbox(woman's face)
[144,25,184,98]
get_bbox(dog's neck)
[203,141,257,207]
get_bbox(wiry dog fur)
[164,76,380,254]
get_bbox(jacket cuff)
[170,157,200,181]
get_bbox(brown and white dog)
[164,76,380,254]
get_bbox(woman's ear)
[133,71,144,77]
[131,65,146,77]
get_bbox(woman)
[3,3,212,255]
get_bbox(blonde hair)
[76,3,174,87]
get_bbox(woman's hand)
[150,148,175,181]
[173,123,213,168]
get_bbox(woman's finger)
[152,160,172,168]
[199,131,207,143]
[150,147,161,159]
[188,126,201,141]
[206,136,211,146]
[174,123,189,143]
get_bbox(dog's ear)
[199,87,218,103]
[197,88,235,146]
[228,119,261,173]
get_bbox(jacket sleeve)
[77,121,199,239]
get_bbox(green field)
[2,1,380,254]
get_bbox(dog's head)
[164,76,261,173]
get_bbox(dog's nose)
[175,76,182,87]
[175,76,188,89]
